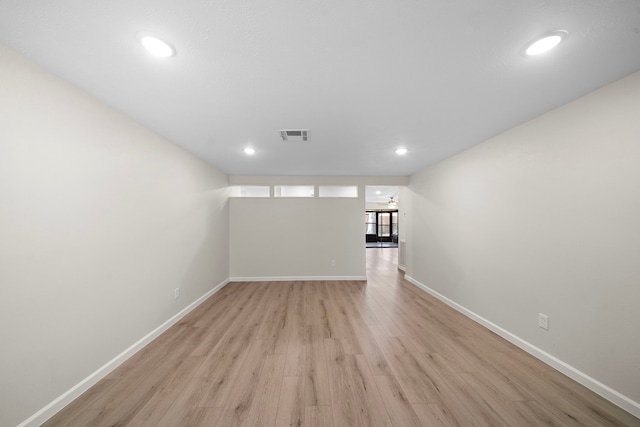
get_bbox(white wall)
[365,202,396,210]
[229,176,407,281]
[405,70,640,413]
[230,196,366,279]
[0,44,230,426]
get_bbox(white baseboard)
[19,279,230,427]
[229,276,367,282]
[404,275,640,419]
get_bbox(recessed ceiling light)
[395,148,408,155]
[243,147,256,155]
[376,191,381,195]
[524,30,567,56]
[137,32,175,57]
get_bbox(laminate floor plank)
[412,351,498,427]
[486,349,616,426]
[179,407,222,427]
[92,331,204,427]
[242,354,286,427]
[44,378,119,423]
[373,335,441,404]
[542,370,640,427]
[284,282,306,377]
[154,377,215,425]
[41,249,640,427]
[434,337,486,374]
[305,405,334,427]
[256,282,292,355]
[216,346,283,426]
[126,355,206,426]
[411,403,452,427]
[374,374,423,427]
[189,281,245,327]
[350,318,394,376]
[303,282,321,326]
[284,320,305,377]
[303,324,332,406]
[45,408,111,427]
[358,294,404,337]
[274,375,305,427]
[323,284,363,354]
[324,338,392,427]
[304,284,332,337]
[195,327,263,408]
[347,354,394,427]
[103,327,176,380]
[193,282,270,378]
[189,282,261,356]
[510,400,579,427]
[345,282,381,326]
[458,360,534,402]
[341,288,393,376]
[459,372,535,426]
[84,324,201,424]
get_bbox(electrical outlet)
[538,313,549,330]
[174,288,180,299]
[330,260,336,267]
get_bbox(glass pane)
[319,185,358,198]
[391,212,398,235]
[378,225,391,237]
[274,185,315,197]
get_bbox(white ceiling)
[1,1,639,176]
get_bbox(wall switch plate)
[331,260,336,267]
[538,313,549,330]
[174,288,180,299]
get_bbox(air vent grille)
[280,129,309,142]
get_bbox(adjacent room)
[1,1,639,426]
[365,186,400,249]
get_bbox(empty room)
[1,1,640,426]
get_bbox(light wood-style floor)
[45,249,640,426]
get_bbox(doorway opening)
[365,186,399,248]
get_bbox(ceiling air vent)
[279,129,309,142]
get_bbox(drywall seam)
[18,278,231,427]
[229,276,367,282]
[404,274,640,419]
